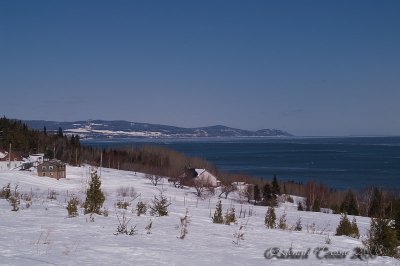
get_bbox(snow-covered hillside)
[23,120,292,138]
[0,166,398,265]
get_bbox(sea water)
[82,136,400,191]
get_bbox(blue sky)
[1,1,399,136]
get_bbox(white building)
[0,152,24,170]
[193,168,220,187]
[26,154,45,167]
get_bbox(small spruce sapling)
[265,206,276,229]
[213,200,223,224]
[224,207,236,225]
[336,213,359,238]
[149,192,170,216]
[136,201,147,216]
[278,211,287,230]
[66,196,79,217]
[83,170,105,215]
[294,217,302,231]
[297,201,304,211]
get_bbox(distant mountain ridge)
[23,120,292,138]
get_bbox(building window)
[42,166,46,170]
[49,166,53,170]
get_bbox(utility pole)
[100,151,103,177]
[8,142,11,170]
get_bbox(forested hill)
[0,117,214,179]
[24,119,292,138]
[0,116,81,159]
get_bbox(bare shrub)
[8,185,20,211]
[219,183,237,199]
[278,211,287,230]
[325,234,332,245]
[116,186,138,199]
[178,209,190,239]
[224,207,236,225]
[0,183,11,199]
[145,220,153,234]
[47,189,57,200]
[115,212,137,236]
[233,221,247,245]
[9,195,20,211]
[145,174,162,186]
[21,193,32,209]
[66,196,79,217]
[192,178,214,198]
[307,222,316,234]
[116,199,130,210]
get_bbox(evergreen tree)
[224,207,236,225]
[297,201,304,211]
[262,183,277,206]
[394,210,400,241]
[83,171,105,215]
[149,192,170,216]
[253,184,261,205]
[136,201,147,216]
[213,200,223,224]
[351,217,360,238]
[305,197,311,211]
[369,187,385,218]
[265,206,276,229]
[312,198,320,212]
[57,127,63,137]
[294,217,302,231]
[278,211,287,230]
[336,213,352,236]
[365,217,398,256]
[66,196,79,217]
[340,189,359,215]
[336,213,359,238]
[271,175,281,195]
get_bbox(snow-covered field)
[0,166,398,265]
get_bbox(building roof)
[0,148,7,158]
[0,152,23,161]
[195,169,206,176]
[38,160,66,167]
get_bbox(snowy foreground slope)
[0,166,399,265]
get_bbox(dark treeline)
[1,116,399,221]
[0,117,215,180]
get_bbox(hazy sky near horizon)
[1,1,399,136]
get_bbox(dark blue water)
[82,137,400,191]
